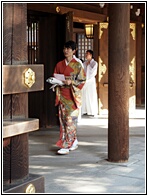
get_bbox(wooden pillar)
[108,4,130,162]
[93,24,99,60]
[94,24,99,95]
[3,3,44,193]
[3,3,29,184]
[65,11,73,41]
[136,17,142,106]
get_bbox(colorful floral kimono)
[53,58,86,148]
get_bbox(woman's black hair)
[64,40,77,51]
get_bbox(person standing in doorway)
[53,40,86,155]
[82,50,98,116]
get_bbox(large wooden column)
[3,3,44,193]
[108,4,130,162]
[136,17,142,106]
[3,3,29,184]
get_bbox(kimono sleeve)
[71,64,86,90]
[70,64,86,108]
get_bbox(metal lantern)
[85,24,94,39]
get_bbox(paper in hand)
[54,73,65,81]
[46,77,64,86]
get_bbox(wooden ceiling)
[27,3,145,24]
[58,3,145,23]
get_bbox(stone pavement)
[29,107,146,194]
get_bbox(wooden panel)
[3,142,11,184]
[129,23,136,112]
[28,12,63,127]
[136,20,142,105]
[46,14,65,126]
[93,24,99,61]
[11,134,28,182]
[98,22,108,114]
[141,28,145,104]
[12,4,27,64]
[3,3,13,65]
[3,64,44,94]
[93,24,99,107]
[3,118,39,138]
[141,72,145,104]
[98,22,136,114]
[3,95,11,119]
[3,134,29,184]
[141,29,145,105]
[66,12,73,41]
[3,3,27,65]
[12,93,28,118]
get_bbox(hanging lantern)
[85,24,94,39]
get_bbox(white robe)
[82,59,98,116]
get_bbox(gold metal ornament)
[130,23,136,40]
[56,6,60,13]
[98,56,107,82]
[129,56,135,88]
[99,23,108,39]
[141,23,144,28]
[24,68,35,88]
[25,183,36,193]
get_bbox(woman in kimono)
[53,40,86,155]
[82,50,99,116]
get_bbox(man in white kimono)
[82,50,98,116]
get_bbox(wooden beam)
[27,3,107,24]
[27,3,57,14]
[58,5,107,23]
[73,28,84,33]
[3,64,44,94]
[3,118,39,138]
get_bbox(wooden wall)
[28,11,66,127]
[98,22,136,114]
